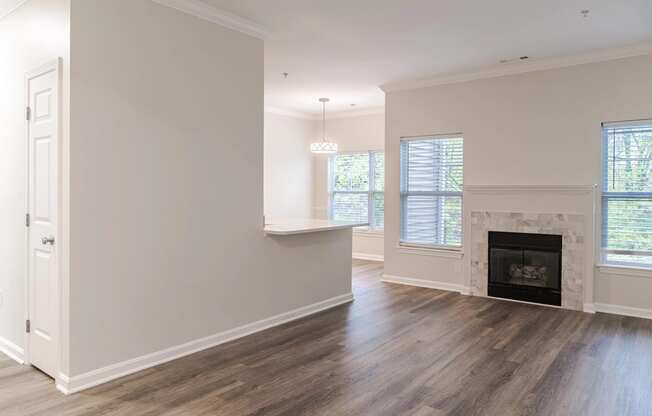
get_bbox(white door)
[26,60,60,378]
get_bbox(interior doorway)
[25,58,61,379]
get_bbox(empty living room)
[2,0,652,415]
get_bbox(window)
[602,121,652,268]
[400,136,463,248]
[329,151,384,229]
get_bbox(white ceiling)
[204,0,652,115]
[4,0,651,116]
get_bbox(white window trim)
[397,242,463,259]
[400,132,464,141]
[399,135,464,249]
[600,120,652,269]
[354,228,384,237]
[329,150,384,230]
[597,264,652,278]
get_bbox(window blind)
[400,136,463,247]
[329,151,384,229]
[372,152,385,229]
[602,122,652,267]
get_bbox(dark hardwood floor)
[2,259,652,415]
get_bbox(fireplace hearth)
[488,231,562,306]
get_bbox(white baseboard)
[379,278,618,317]
[352,253,384,262]
[583,303,596,314]
[459,287,472,296]
[382,273,467,294]
[592,302,652,320]
[0,337,25,365]
[55,293,354,395]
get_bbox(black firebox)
[488,231,562,306]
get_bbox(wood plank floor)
[2,260,652,415]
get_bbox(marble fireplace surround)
[470,211,585,311]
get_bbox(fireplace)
[488,231,562,306]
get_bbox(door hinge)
[26,106,31,121]
[26,319,31,333]
[26,213,30,227]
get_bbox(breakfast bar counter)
[264,219,368,236]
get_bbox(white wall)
[67,0,351,378]
[313,113,385,260]
[385,54,652,310]
[0,0,70,361]
[264,112,315,221]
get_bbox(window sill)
[596,264,652,278]
[397,243,464,259]
[353,228,384,238]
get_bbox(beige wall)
[596,268,652,312]
[67,0,351,377]
[385,54,652,309]
[264,112,315,221]
[313,113,386,259]
[0,0,70,358]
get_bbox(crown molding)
[0,0,28,21]
[0,0,269,37]
[381,41,652,93]
[151,0,268,40]
[265,106,385,121]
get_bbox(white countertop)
[264,219,369,236]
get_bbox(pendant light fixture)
[310,98,338,154]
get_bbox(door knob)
[41,236,55,245]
